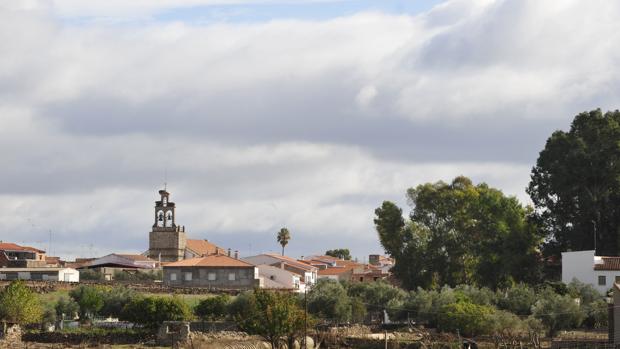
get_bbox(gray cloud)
[1,0,619,259]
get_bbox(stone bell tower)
[148,189,187,262]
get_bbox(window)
[184,272,192,281]
[228,273,236,281]
[616,275,620,283]
[170,273,177,281]
[208,272,216,281]
[598,275,606,286]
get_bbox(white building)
[257,264,304,292]
[562,250,620,293]
[243,253,317,286]
[0,267,79,282]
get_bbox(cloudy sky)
[2,0,620,261]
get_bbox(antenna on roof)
[164,167,168,191]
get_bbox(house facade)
[163,254,259,289]
[257,264,303,292]
[0,243,46,268]
[562,250,620,293]
[243,254,318,286]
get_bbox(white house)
[562,250,620,293]
[0,267,79,282]
[257,264,304,292]
[243,253,317,286]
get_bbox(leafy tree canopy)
[195,294,231,321]
[307,279,351,322]
[234,289,308,349]
[375,176,543,290]
[325,249,351,260]
[0,281,43,325]
[528,109,620,257]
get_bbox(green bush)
[307,279,352,323]
[79,269,104,281]
[350,297,367,323]
[55,296,79,320]
[121,296,191,329]
[113,270,162,281]
[437,299,494,336]
[346,281,406,313]
[454,285,496,306]
[496,283,537,315]
[531,288,584,336]
[69,285,105,320]
[0,281,43,325]
[195,294,231,321]
[100,286,138,318]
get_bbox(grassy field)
[39,290,71,309]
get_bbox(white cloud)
[0,0,618,259]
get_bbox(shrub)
[79,270,104,281]
[55,296,79,320]
[113,270,162,281]
[454,285,496,306]
[0,280,43,325]
[307,279,351,323]
[100,286,138,318]
[350,297,367,323]
[437,299,494,336]
[69,285,105,320]
[497,283,537,315]
[347,281,406,313]
[195,294,231,321]
[121,296,191,329]
[531,288,584,336]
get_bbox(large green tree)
[307,279,351,322]
[235,289,307,349]
[325,249,351,260]
[375,176,543,290]
[528,109,620,257]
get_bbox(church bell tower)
[148,189,187,262]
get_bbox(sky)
[2,0,620,261]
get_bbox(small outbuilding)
[0,267,79,282]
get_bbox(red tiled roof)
[186,239,225,256]
[594,256,620,270]
[264,253,317,271]
[0,243,44,253]
[318,267,353,276]
[164,254,254,268]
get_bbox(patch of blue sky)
[154,0,446,23]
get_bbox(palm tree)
[276,227,291,256]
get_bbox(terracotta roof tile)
[0,243,44,253]
[264,253,317,271]
[594,256,620,270]
[318,267,353,275]
[164,254,254,268]
[185,239,225,256]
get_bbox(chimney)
[227,248,231,257]
[234,250,239,259]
